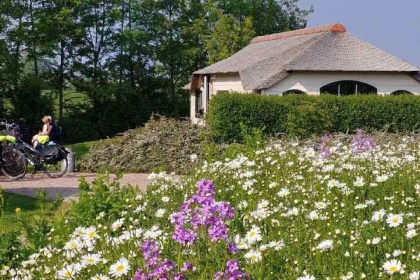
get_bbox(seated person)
[32,116,53,148]
[49,118,61,143]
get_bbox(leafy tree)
[205,12,254,64]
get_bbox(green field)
[0,193,56,233]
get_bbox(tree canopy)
[0,0,312,142]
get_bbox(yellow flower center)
[116,265,125,271]
[390,266,398,273]
[87,258,94,263]
[65,272,72,278]
[250,232,255,237]
[392,218,399,223]
[251,255,257,260]
[89,232,95,238]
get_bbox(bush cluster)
[79,116,206,173]
[208,93,420,142]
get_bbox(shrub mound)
[208,93,420,142]
[79,116,205,173]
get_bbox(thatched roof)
[193,23,420,91]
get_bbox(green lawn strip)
[0,193,55,233]
[67,140,98,160]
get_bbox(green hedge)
[208,93,420,142]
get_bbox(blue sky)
[298,0,420,67]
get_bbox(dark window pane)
[321,80,377,95]
[283,89,305,95]
[391,90,413,95]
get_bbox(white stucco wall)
[209,73,253,96]
[191,73,252,124]
[262,72,420,95]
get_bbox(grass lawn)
[0,193,56,233]
[67,139,112,160]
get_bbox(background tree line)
[0,0,311,143]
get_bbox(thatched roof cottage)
[188,23,420,123]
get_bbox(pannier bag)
[41,146,64,164]
[0,135,16,144]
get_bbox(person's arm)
[43,125,53,135]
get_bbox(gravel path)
[0,173,151,201]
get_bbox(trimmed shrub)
[79,116,206,173]
[208,93,420,142]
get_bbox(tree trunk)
[168,5,176,110]
[58,40,65,121]
[30,0,38,77]
[128,0,135,90]
[118,0,125,86]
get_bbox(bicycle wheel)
[43,149,68,178]
[1,148,27,180]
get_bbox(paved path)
[0,173,151,201]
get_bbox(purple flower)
[171,180,235,246]
[141,239,160,268]
[133,240,190,280]
[181,262,194,272]
[172,227,197,246]
[170,212,185,227]
[217,202,235,220]
[351,130,376,154]
[227,242,239,254]
[131,270,147,280]
[208,220,228,242]
[196,179,216,197]
[318,133,332,159]
[213,259,249,280]
[226,260,240,273]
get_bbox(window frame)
[320,80,377,96]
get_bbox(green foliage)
[0,189,4,218]
[0,0,311,142]
[64,172,138,228]
[286,102,331,138]
[79,116,206,173]
[208,93,420,142]
[205,12,255,64]
[0,231,30,268]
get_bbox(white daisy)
[245,225,262,245]
[244,249,262,263]
[81,253,102,266]
[109,257,130,278]
[57,264,81,279]
[386,214,403,228]
[91,274,111,280]
[382,259,402,275]
[316,239,333,251]
[409,271,420,280]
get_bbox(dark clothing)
[49,121,61,143]
[19,124,31,144]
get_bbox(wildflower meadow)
[2,132,420,280]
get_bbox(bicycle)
[16,139,69,178]
[0,120,27,180]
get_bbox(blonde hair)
[42,116,52,123]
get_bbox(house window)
[320,81,377,96]
[391,90,413,95]
[283,89,305,95]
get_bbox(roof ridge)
[251,33,330,89]
[284,32,420,73]
[250,23,346,44]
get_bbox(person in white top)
[32,116,53,148]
